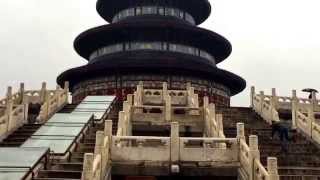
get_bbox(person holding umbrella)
[302,88,318,99]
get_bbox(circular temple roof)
[57,51,246,95]
[96,0,211,25]
[74,19,232,64]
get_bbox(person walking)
[271,120,291,152]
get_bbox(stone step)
[37,170,82,179]
[33,178,80,180]
[50,162,83,171]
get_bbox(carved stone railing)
[135,81,197,107]
[82,121,112,180]
[0,82,69,140]
[0,103,28,140]
[203,96,225,138]
[179,137,238,162]
[251,86,320,114]
[112,136,171,162]
[252,86,320,146]
[36,83,69,123]
[251,88,280,125]
[292,103,320,145]
[237,123,279,180]
[86,120,279,179]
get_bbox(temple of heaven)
[57,0,246,106]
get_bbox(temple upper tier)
[57,0,246,106]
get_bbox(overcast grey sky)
[0,0,319,106]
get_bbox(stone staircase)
[57,104,78,113]
[0,103,81,147]
[32,101,121,180]
[0,123,42,147]
[217,106,320,179]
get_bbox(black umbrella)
[302,88,318,93]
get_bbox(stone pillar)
[307,106,314,137]
[271,88,278,109]
[236,123,245,141]
[250,86,255,108]
[23,103,29,123]
[6,86,13,131]
[312,91,317,112]
[44,92,51,120]
[40,82,47,103]
[94,131,104,156]
[102,137,110,179]
[203,96,210,136]
[104,120,113,141]
[249,135,260,180]
[216,114,224,137]
[117,111,125,136]
[64,81,69,92]
[6,86,12,100]
[188,87,195,107]
[170,122,179,163]
[82,153,94,180]
[19,83,25,104]
[259,91,265,113]
[64,81,69,103]
[291,90,298,129]
[137,81,143,105]
[203,96,209,110]
[165,95,171,122]
[208,103,216,137]
[127,94,133,105]
[267,157,279,180]
[186,82,191,90]
[163,82,168,98]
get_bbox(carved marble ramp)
[31,95,119,180]
[218,106,320,179]
[0,147,49,180]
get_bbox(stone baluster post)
[236,123,245,141]
[271,88,278,109]
[170,122,179,163]
[267,157,279,180]
[188,87,195,108]
[208,103,216,137]
[312,91,317,112]
[6,86,13,132]
[40,82,47,103]
[250,86,255,108]
[127,94,133,106]
[259,91,265,113]
[94,131,104,156]
[104,120,113,141]
[203,96,209,110]
[117,111,125,136]
[19,83,25,104]
[93,131,104,180]
[102,136,110,179]
[104,120,114,169]
[307,105,314,137]
[43,92,51,122]
[203,97,209,136]
[165,95,171,122]
[64,81,69,103]
[216,114,224,137]
[249,135,260,180]
[291,90,298,129]
[137,81,143,105]
[82,153,94,180]
[163,82,168,100]
[186,82,191,91]
[55,84,61,106]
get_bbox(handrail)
[254,159,270,180]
